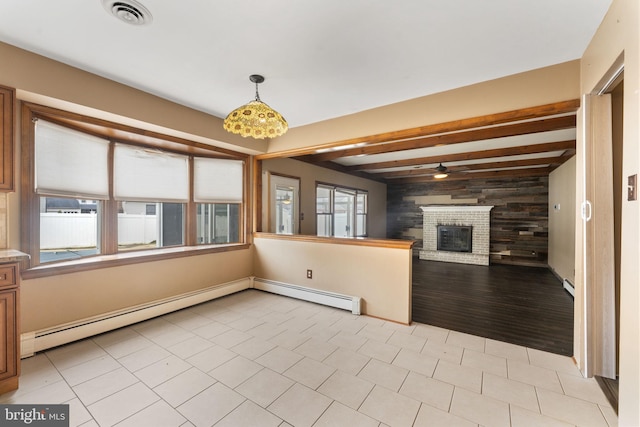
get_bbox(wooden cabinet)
[0,85,15,191]
[0,262,19,394]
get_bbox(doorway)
[580,59,623,412]
[595,73,623,412]
[268,173,300,234]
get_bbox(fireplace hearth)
[437,225,472,253]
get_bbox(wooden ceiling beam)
[350,140,576,171]
[390,167,552,184]
[310,114,576,162]
[374,165,468,178]
[270,99,580,160]
[292,156,387,183]
[375,154,573,179]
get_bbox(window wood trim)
[20,102,250,271]
[0,85,15,191]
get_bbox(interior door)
[334,188,355,237]
[268,174,300,234]
[577,93,617,379]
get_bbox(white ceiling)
[0,0,611,129]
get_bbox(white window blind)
[194,158,243,203]
[35,120,110,199]
[114,144,189,202]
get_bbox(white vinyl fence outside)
[40,213,157,249]
[117,214,158,246]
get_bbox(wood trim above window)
[23,102,245,159]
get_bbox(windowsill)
[22,243,250,280]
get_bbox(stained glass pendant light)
[223,75,288,139]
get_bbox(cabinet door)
[0,289,17,382]
[0,85,15,191]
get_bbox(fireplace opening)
[437,225,472,253]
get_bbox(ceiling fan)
[434,163,449,179]
[407,162,467,179]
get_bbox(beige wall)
[548,157,576,283]
[0,40,268,251]
[21,249,253,332]
[580,0,640,424]
[253,236,412,324]
[261,158,387,237]
[0,42,260,335]
[0,42,265,158]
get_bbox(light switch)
[629,174,637,201]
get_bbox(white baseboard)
[21,277,251,358]
[252,277,361,315]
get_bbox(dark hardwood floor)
[412,259,574,356]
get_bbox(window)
[196,203,240,244]
[193,157,243,244]
[23,105,247,269]
[316,184,368,237]
[117,202,184,251]
[316,185,333,237]
[40,196,100,263]
[114,144,189,251]
[35,120,108,262]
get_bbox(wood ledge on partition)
[253,232,415,250]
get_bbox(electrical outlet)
[306,269,312,279]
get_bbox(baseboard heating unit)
[21,277,251,358]
[252,277,361,315]
[563,279,575,298]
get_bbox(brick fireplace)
[420,205,494,265]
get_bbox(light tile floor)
[1,290,618,427]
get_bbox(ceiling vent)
[102,0,153,25]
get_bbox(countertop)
[0,249,30,263]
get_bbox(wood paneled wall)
[387,176,549,266]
